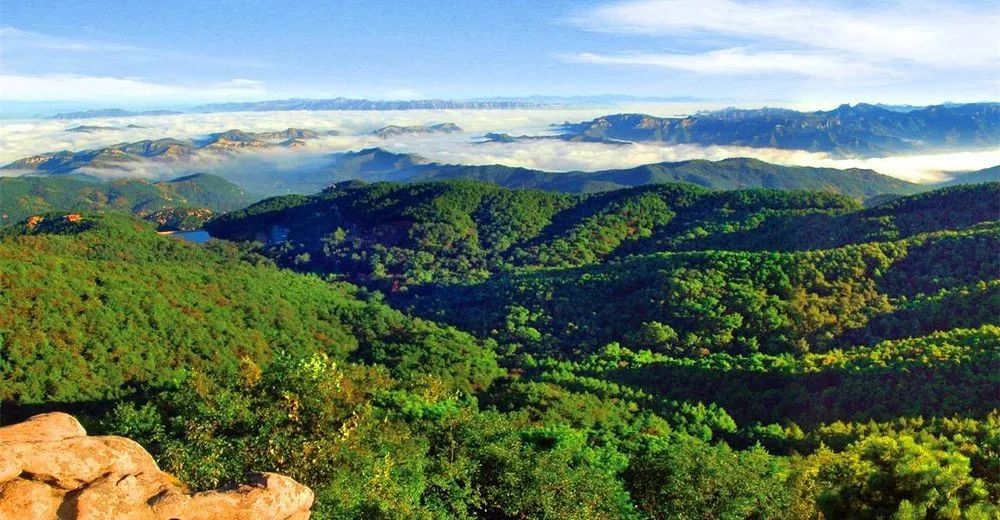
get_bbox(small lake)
[159,230,213,244]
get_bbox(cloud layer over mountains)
[2,106,997,184]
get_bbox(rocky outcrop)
[0,413,313,520]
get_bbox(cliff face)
[0,413,314,520]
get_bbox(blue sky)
[1,0,997,107]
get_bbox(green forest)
[0,173,251,230]
[1,181,998,519]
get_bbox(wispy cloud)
[567,0,1000,79]
[0,27,145,53]
[0,25,270,96]
[567,48,891,79]
[0,74,269,102]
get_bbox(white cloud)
[405,139,999,184]
[0,26,271,101]
[568,48,890,79]
[568,0,1000,77]
[0,74,269,102]
[0,104,726,164]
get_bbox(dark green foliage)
[533,326,1000,427]
[619,182,1000,254]
[400,226,997,358]
[208,180,577,283]
[0,173,252,230]
[102,353,641,519]
[210,182,998,288]
[413,157,920,199]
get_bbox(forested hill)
[311,148,919,198]
[0,173,252,230]
[939,165,1000,186]
[207,180,998,284]
[206,178,997,517]
[0,212,501,403]
[3,182,999,516]
[412,156,919,198]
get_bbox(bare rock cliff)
[0,412,314,520]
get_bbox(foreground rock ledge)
[0,412,313,520]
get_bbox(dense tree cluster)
[0,214,499,402]
[209,181,997,285]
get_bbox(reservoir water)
[159,230,212,243]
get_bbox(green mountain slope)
[398,225,999,356]
[0,173,253,230]
[614,182,1000,255]
[939,165,1000,186]
[208,181,995,284]
[312,148,918,198]
[0,213,500,403]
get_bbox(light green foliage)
[0,214,499,402]
[809,435,996,519]
[626,439,792,520]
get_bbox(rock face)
[0,413,313,520]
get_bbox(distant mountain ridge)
[52,108,183,119]
[3,134,926,199]
[478,94,704,105]
[306,148,920,199]
[546,102,1000,157]
[2,127,329,174]
[192,97,543,112]
[938,165,1000,186]
[66,124,145,133]
[230,147,917,198]
[413,157,921,198]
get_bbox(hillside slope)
[939,165,1000,186]
[208,181,996,284]
[413,156,919,198]
[0,213,500,402]
[0,173,253,230]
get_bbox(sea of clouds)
[1,105,997,184]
